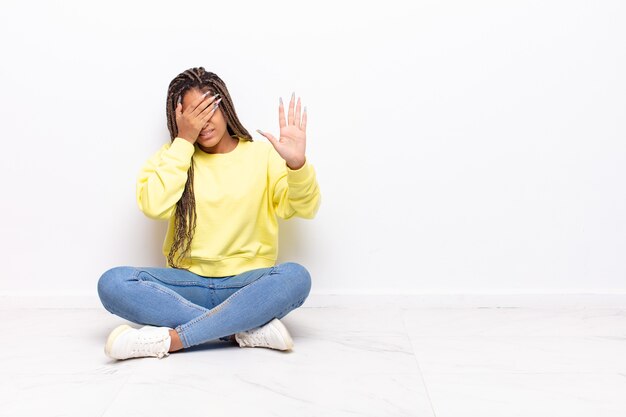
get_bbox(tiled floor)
[1,306,625,416]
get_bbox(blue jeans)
[96,262,312,349]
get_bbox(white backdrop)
[0,0,624,300]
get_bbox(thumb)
[257,129,279,148]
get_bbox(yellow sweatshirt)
[136,136,321,277]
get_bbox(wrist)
[178,134,196,144]
[286,157,306,170]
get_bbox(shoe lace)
[239,329,269,347]
[131,334,171,359]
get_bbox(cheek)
[216,110,227,129]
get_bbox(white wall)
[0,0,624,297]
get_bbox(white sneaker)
[235,318,294,351]
[105,324,172,360]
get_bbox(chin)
[198,136,219,145]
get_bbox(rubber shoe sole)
[104,324,133,359]
[104,324,171,360]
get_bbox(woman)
[97,67,321,360]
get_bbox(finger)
[295,97,302,129]
[288,91,295,126]
[192,95,218,117]
[200,102,220,123]
[200,108,218,125]
[302,106,307,133]
[279,97,286,129]
[198,98,221,119]
[191,91,219,116]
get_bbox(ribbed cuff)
[169,137,196,161]
[286,160,314,184]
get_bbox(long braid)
[164,67,253,270]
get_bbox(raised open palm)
[257,92,307,170]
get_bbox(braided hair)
[164,67,253,270]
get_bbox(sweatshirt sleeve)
[136,137,196,220]
[268,146,321,220]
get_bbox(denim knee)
[276,262,312,303]
[97,266,134,311]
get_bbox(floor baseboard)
[1,291,625,309]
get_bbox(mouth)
[199,128,215,137]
